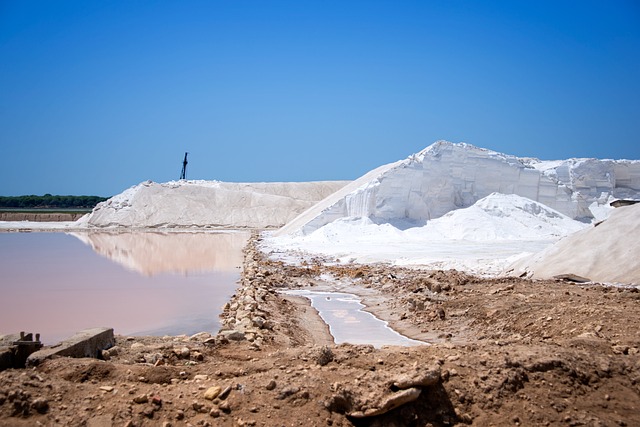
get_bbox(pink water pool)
[0,231,249,344]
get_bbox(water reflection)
[0,231,249,344]
[283,290,424,348]
[70,231,249,275]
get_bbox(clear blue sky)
[1,1,639,196]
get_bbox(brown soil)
[0,212,86,222]
[1,233,639,426]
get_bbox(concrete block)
[0,332,43,371]
[26,327,115,367]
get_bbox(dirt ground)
[0,212,85,222]
[1,233,639,426]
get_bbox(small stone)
[190,332,212,341]
[204,386,222,400]
[218,385,232,400]
[316,346,334,366]
[209,408,221,417]
[152,395,162,406]
[194,374,209,381]
[99,386,114,392]
[176,410,185,420]
[276,387,300,400]
[133,394,149,404]
[265,380,277,391]
[219,400,231,413]
[220,330,246,341]
[180,347,191,358]
[143,405,155,418]
[31,397,49,414]
[252,316,266,328]
[192,401,206,413]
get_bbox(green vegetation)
[0,194,109,209]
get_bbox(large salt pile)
[266,193,587,275]
[266,142,639,278]
[507,203,640,284]
[276,141,640,236]
[83,180,349,229]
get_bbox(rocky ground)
[1,233,639,426]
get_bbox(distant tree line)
[0,194,109,209]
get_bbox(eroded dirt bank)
[1,233,639,426]
[0,212,86,222]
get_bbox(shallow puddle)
[0,231,249,344]
[283,289,424,348]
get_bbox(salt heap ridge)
[277,141,640,236]
[84,180,349,229]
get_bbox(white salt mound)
[272,193,584,245]
[507,203,640,284]
[265,193,586,275]
[415,193,586,241]
[84,180,349,229]
[276,141,640,236]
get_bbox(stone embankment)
[216,232,288,347]
[216,232,336,348]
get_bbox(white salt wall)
[277,141,640,236]
[530,158,640,213]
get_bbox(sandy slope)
[508,203,640,284]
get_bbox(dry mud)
[1,233,639,426]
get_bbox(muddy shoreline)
[1,232,640,426]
